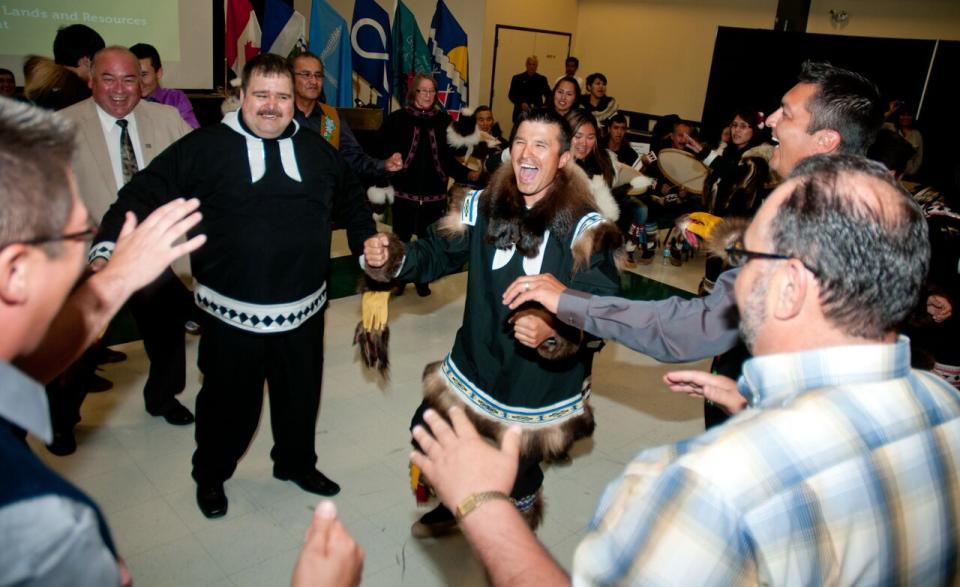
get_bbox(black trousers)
[410,401,544,500]
[191,313,325,485]
[47,267,190,434]
[391,198,447,242]
[129,268,193,414]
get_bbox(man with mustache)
[91,53,377,518]
[52,46,196,455]
[363,108,622,538]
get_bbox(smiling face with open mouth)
[90,48,141,119]
[511,120,572,205]
[240,72,295,139]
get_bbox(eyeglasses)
[725,244,819,277]
[2,226,98,250]
[729,122,752,131]
[416,89,437,94]
[294,71,324,80]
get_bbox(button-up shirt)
[573,337,960,585]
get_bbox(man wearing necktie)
[56,47,195,443]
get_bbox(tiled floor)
[28,231,713,586]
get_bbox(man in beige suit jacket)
[54,47,196,449]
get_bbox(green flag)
[392,0,431,105]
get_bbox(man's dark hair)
[241,53,294,92]
[608,112,628,126]
[585,72,607,87]
[474,105,492,116]
[0,98,76,256]
[130,43,162,71]
[774,153,928,339]
[552,76,581,96]
[0,68,13,79]
[288,50,323,70]
[867,128,916,177]
[514,108,573,154]
[53,24,105,67]
[798,60,883,156]
[565,56,579,68]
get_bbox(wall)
[295,0,485,106]
[479,0,580,110]
[807,0,960,40]
[573,0,777,121]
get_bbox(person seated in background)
[549,76,581,119]
[447,105,508,184]
[890,104,923,178]
[130,42,200,129]
[577,72,618,127]
[411,154,960,586]
[554,56,584,92]
[602,112,638,166]
[0,68,15,98]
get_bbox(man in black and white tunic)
[91,54,376,518]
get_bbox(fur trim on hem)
[364,232,406,283]
[521,490,544,530]
[421,362,595,462]
[367,185,395,205]
[705,217,750,263]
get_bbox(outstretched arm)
[504,268,741,363]
[16,199,205,383]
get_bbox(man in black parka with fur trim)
[364,109,623,538]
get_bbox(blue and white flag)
[262,0,306,57]
[350,0,392,110]
[428,0,468,119]
[308,0,353,107]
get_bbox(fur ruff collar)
[480,162,614,258]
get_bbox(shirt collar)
[737,335,912,408]
[222,110,302,183]
[94,101,135,129]
[0,361,52,443]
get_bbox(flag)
[392,0,431,106]
[308,0,353,107]
[428,0,468,119]
[262,0,306,57]
[350,0,392,110]
[226,0,261,75]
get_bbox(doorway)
[490,25,572,137]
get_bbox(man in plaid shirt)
[408,154,960,585]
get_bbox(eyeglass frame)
[1,226,99,250]
[725,245,819,277]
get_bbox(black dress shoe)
[46,431,77,456]
[85,373,113,393]
[156,400,195,426]
[274,469,340,496]
[196,483,228,518]
[415,283,431,297]
[96,347,127,364]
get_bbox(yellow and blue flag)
[428,0,468,119]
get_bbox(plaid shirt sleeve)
[573,446,760,586]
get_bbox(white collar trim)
[223,110,302,183]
